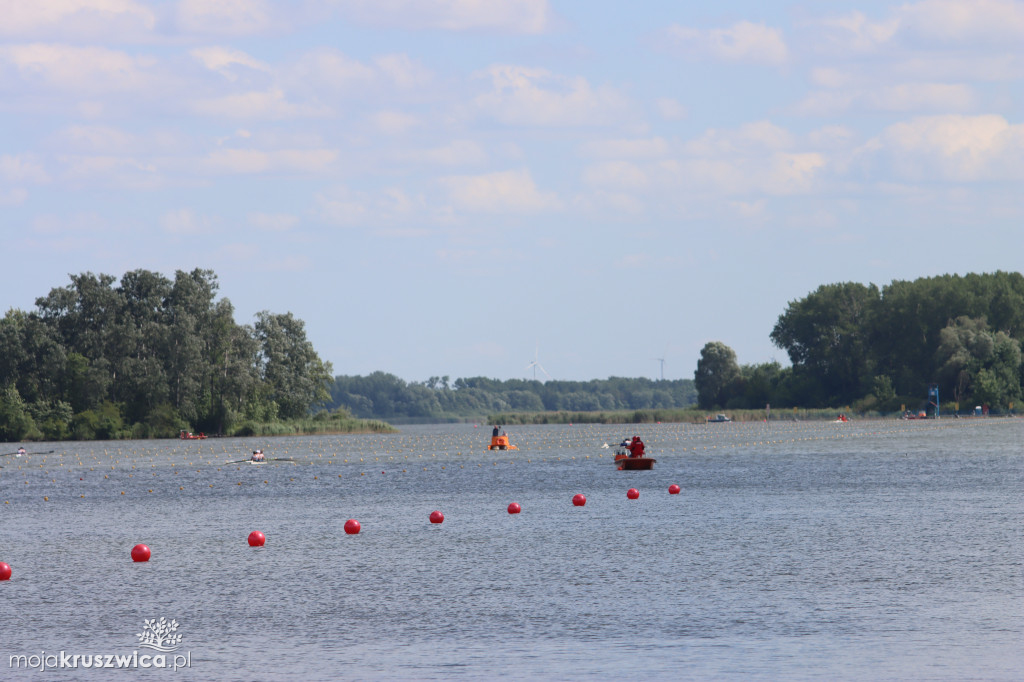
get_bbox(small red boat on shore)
[179,430,207,440]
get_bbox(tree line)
[0,269,334,441]
[695,271,1024,414]
[328,373,698,421]
[6,269,1019,440]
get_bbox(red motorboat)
[179,430,207,440]
[613,451,656,470]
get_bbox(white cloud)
[161,208,211,235]
[373,54,434,90]
[664,21,788,65]
[684,121,794,156]
[190,47,271,80]
[57,154,159,188]
[0,0,157,40]
[332,0,553,34]
[576,121,831,205]
[807,125,856,149]
[473,65,631,126]
[731,199,767,219]
[53,125,138,154]
[248,212,299,231]
[580,137,671,160]
[765,153,827,194]
[871,114,1024,181]
[0,154,50,183]
[0,188,29,206]
[811,0,1024,53]
[0,44,155,93]
[315,187,370,226]
[201,147,338,174]
[814,11,900,52]
[176,0,275,36]
[575,190,646,215]
[655,97,687,121]
[898,0,1024,44]
[810,67,852,88]
[398,140,487,166]
[868,83,976,112]
[192,89,331,119]
[280,50,433,111]
[581,161,648,190]
[371,110,421,135]
[438,168,560,212]
[796,82,977,115]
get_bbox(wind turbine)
[655,344,667,381]
[527,345,552,381]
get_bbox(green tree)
[254,311,333,419]
[694,341,741,409]
[936,316,1022,409]
[0,386,37,441]
[770,282,879,405]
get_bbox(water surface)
[1,419,1021,680]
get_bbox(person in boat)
[492,425,501,437]
[628,436,645,458]
[17,447,26,457]
[251,449,265,462]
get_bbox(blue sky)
[2,0,1022,383]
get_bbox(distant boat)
[706,414,731,423]
[179,430,207,440]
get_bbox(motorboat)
[614,451,656,470]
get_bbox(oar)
[225,457,293,464]
[0,449,56,456]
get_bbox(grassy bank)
[227,415,397,437]
[488,407,876,425]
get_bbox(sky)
[1,0,1022,384]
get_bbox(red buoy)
[429,510,444,524]
[344,519,361,535]
[131,544,151,562]
[627,488,639,500]
[669,484,681,495]
[247,531,266,547]
[507,502,521,514]
[0,562,11,581]
[572,493,586,507]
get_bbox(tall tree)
[694,341,741,409]
[254,311,333,419]
[770,282,879,404]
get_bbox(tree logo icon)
[136,617,183,652]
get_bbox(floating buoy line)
[0,418,1013,578]
[0,417,1007,506]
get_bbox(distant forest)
[4,270,1021,441]
[332,272,1024,420]
[327,374,698,422]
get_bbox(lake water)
[1,418,1021,680]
